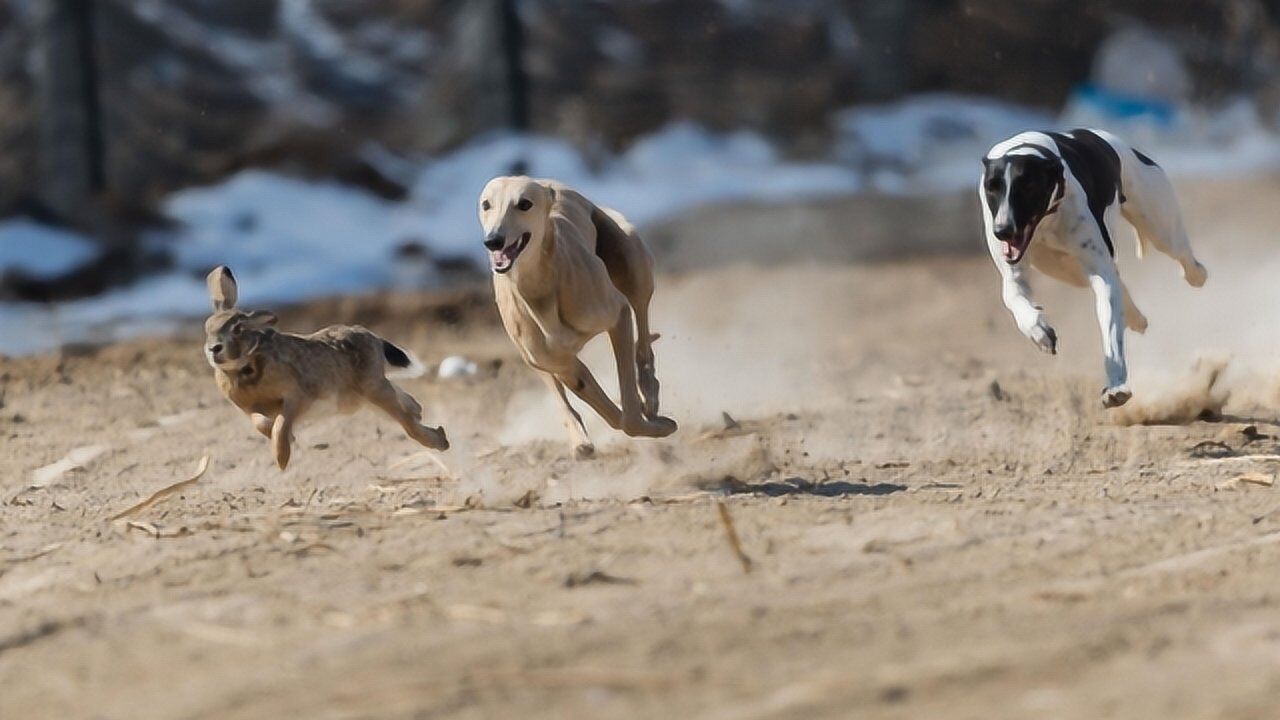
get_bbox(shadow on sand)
[698,476,906,497]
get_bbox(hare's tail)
[382,340,426,379]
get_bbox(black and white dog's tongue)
[1001,240,1019,262]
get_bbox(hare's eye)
[517,198,533,211]
[481,200,491,211]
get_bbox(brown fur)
[204,266,448,469]
[478,177,676,459]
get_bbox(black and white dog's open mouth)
[1001,221,1039,264]
[490,233,530,274]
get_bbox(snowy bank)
[2,95,1280,355]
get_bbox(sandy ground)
[4,178,1280,719]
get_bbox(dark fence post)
[851,0,913,100]
[498,0,530,133]
[33,0,106,225]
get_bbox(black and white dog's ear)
[1050,156,1066,186]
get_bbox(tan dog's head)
[477,176,555,275]
[203,266,277,370]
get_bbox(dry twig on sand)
[110,455,210,521]
[716,500,753,574]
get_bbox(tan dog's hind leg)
[632,295,661,419]
[540,371,594,459]
[606,307,677,438]
[366,380,450,451]
[558,359,623,430]
[593,207,665,419]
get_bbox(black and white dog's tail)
[1095,129,1197,273]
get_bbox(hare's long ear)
[245,310,277,327]
[207,266,238,311]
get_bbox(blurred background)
[2,0,1280,354]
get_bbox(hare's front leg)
[366,380,449,450]
[271,399,303,470]
[250,412,274,438]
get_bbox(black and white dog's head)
[982,150,1065,264]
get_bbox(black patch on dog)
[1048,129,1123,256]
[1132,148,1159,167]
[382,341,413,369]
[981,149,1064,252]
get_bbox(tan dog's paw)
[419,425,450,451]
[625,415,677,438]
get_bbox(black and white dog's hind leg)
[1100,129,1208,287]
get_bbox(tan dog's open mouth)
[491,233,531,274]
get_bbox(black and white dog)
[980,129,1208,408]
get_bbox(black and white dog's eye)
[481,200,491,211]
[517,198,533,211]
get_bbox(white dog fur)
[980,128,1207,408]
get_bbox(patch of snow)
[834,93,1054,194]
[4,97,1280,356]
[0,220,101,278]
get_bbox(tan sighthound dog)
[478,177,677,458]
[204,266,449,469]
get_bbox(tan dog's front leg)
[271,401,299,470]
[539,371,594,459]
[606,307,677,438]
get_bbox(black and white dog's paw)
[1023,319,1058,355]
[1101,385,1133,409]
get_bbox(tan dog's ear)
[207,266,238,311]
[245,310,278,328]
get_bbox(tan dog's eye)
[481,200,491,211]
[517,198,533,211]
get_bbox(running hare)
[203,266,448,469]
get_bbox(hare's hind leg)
[367,380,449,450]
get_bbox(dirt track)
[4,179,1280,719]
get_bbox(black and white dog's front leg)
[1084,262,1132,408]
[986,237,1057,354]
